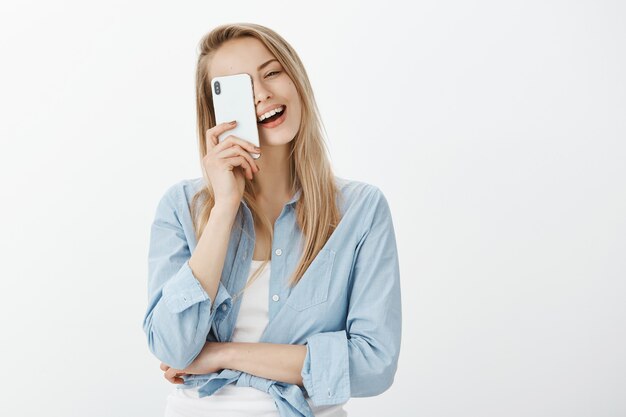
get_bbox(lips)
[258,105,287,128]
[256,104,285,120]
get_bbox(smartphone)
[211,73,260,159]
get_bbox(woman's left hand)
[160,342,229,384]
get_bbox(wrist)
[210,203,239,223]
[212,201,240,215]
[219,342,236,369]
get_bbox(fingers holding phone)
[203,121,261,208]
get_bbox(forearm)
[222,342,307,386]
[188,203,238,304]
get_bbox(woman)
[142,23,402,417]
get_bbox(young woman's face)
[209,37,302,147]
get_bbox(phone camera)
[214,81,221,95]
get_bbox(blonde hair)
[191,23,342,301]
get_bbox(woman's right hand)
[202,121,261,209]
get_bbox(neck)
[253,142,294,202]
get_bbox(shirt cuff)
[300,330,351,406]
[162,260,232,319]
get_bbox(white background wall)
[1,0,624,416]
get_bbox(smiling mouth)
[258,106,286,125]
[257,105,287,129]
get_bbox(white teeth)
[258,106,284,122]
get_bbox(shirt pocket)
[285,248,336,312]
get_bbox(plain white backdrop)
[1,0,624,416]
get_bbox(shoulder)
[333,176,394,239]
[333,175,388,212]
[158,177,204,205]
[154,177,205,218]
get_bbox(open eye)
[266,71,280,77]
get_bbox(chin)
[259,126,298,146]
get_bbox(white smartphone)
[210,73,260,159]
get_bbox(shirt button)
[275,248,282,256]
[272,294,280,302]
[221,304,228,311]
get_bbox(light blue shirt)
[142,176,402,417]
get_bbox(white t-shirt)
[164,260,348,417]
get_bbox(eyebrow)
[257,58,279,71]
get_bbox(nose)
[253,79,272,106]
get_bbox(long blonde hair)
[191,23,342,299]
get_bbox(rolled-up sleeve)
[300,188,402,406]
[142,189,233,370]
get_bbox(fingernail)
[254,146,261,151]
[229,120,237,124]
